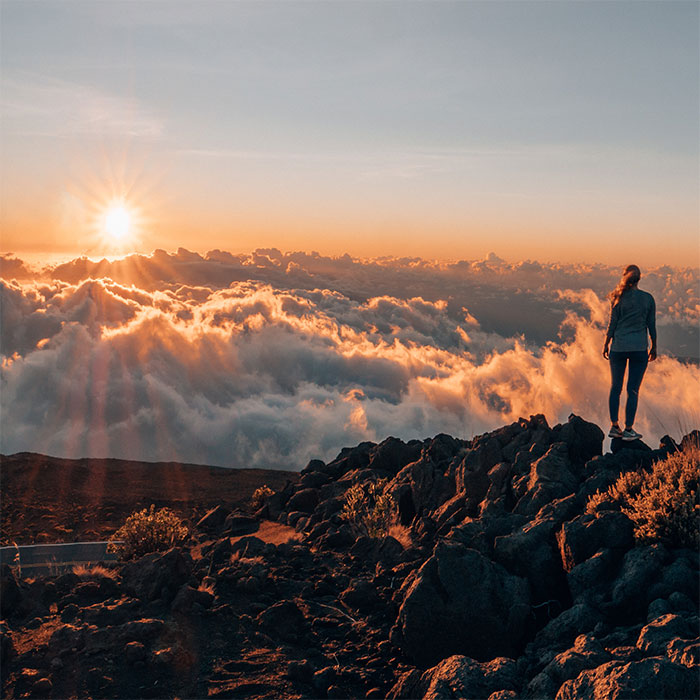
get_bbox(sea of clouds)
[1,249,698,468]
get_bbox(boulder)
[557,512,634,572]
[647,555,698,602]
[230,536,266,558]
[312,497,344,522]
[636,614,696,657]
[567,549,619,604]
[369,437,423,476]
[538,634,610,691]
[120,548,192,603]
[493,518,569,606]
[391,453,456,519]
[316,524,355,551]
[533,493,581,526]
[82,597,141,627]
[287,488,320,514]
[514,443,578,516]
[301,458,326,475]
[339,578,381,613]
[433,494,469,534]
[610,438,652,455]
[171,585,214,613]
[553,414,604,467]
[666,637,700,668]
[300,471,331,489]
[449,514,525,557]
[455,437,503,513]
[389,655,521,700]
[527,603,602,659]
[394,540,530,667]
[266,480,296,519]
[323,441,375,479]
[195,505,230,532]
[610,544,669,619]
[555,657,698,699]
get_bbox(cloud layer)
[1,250,698,468]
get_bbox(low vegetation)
[340,477,395,538]
[587,438,699,548]
[72,563,118,580]
[251,485,274,510]
[107,504,189,560]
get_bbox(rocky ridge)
[2,414,698,699]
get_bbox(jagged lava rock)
[389,655,521,700]
[393,540,530,667]
[556,657,698,699]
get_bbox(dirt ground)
[0,452,300,546]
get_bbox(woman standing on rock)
[602,264,657,441]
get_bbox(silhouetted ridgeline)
[2,414,698,699]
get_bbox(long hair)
[609,264,641,307]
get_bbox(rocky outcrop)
[2,415,697,700]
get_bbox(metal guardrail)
[0,541,122,576]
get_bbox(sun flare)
[104,205,131,241]
[94,196,144,253]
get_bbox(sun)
[103,205,132,242]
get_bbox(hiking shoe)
[608,425,624,438]
[622,428,643,441]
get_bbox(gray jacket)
[606,288,656,352]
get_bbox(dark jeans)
[609,350,648,427]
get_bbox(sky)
[1,0,699,266]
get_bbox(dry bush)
[586,471,644,513]
[251,485,274,510]
[72,563,118,580]
[198,580,215,596]
[340,478,394,538]
[107,504,189,560]
[387,520,412,549]
[586,438,699,548]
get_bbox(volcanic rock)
[393,540,530,667]
[556,657,698,699]
[120,548,192,603]
[389,655,521,700]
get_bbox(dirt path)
[229,520,301,547]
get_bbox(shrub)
[340,478,394,538]
[251,485,274,510]
[586,438,699,548]
[107,504,189,560]
[387,521,412,549]
[72,563,118,580]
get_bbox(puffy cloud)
[1,251,698,468]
